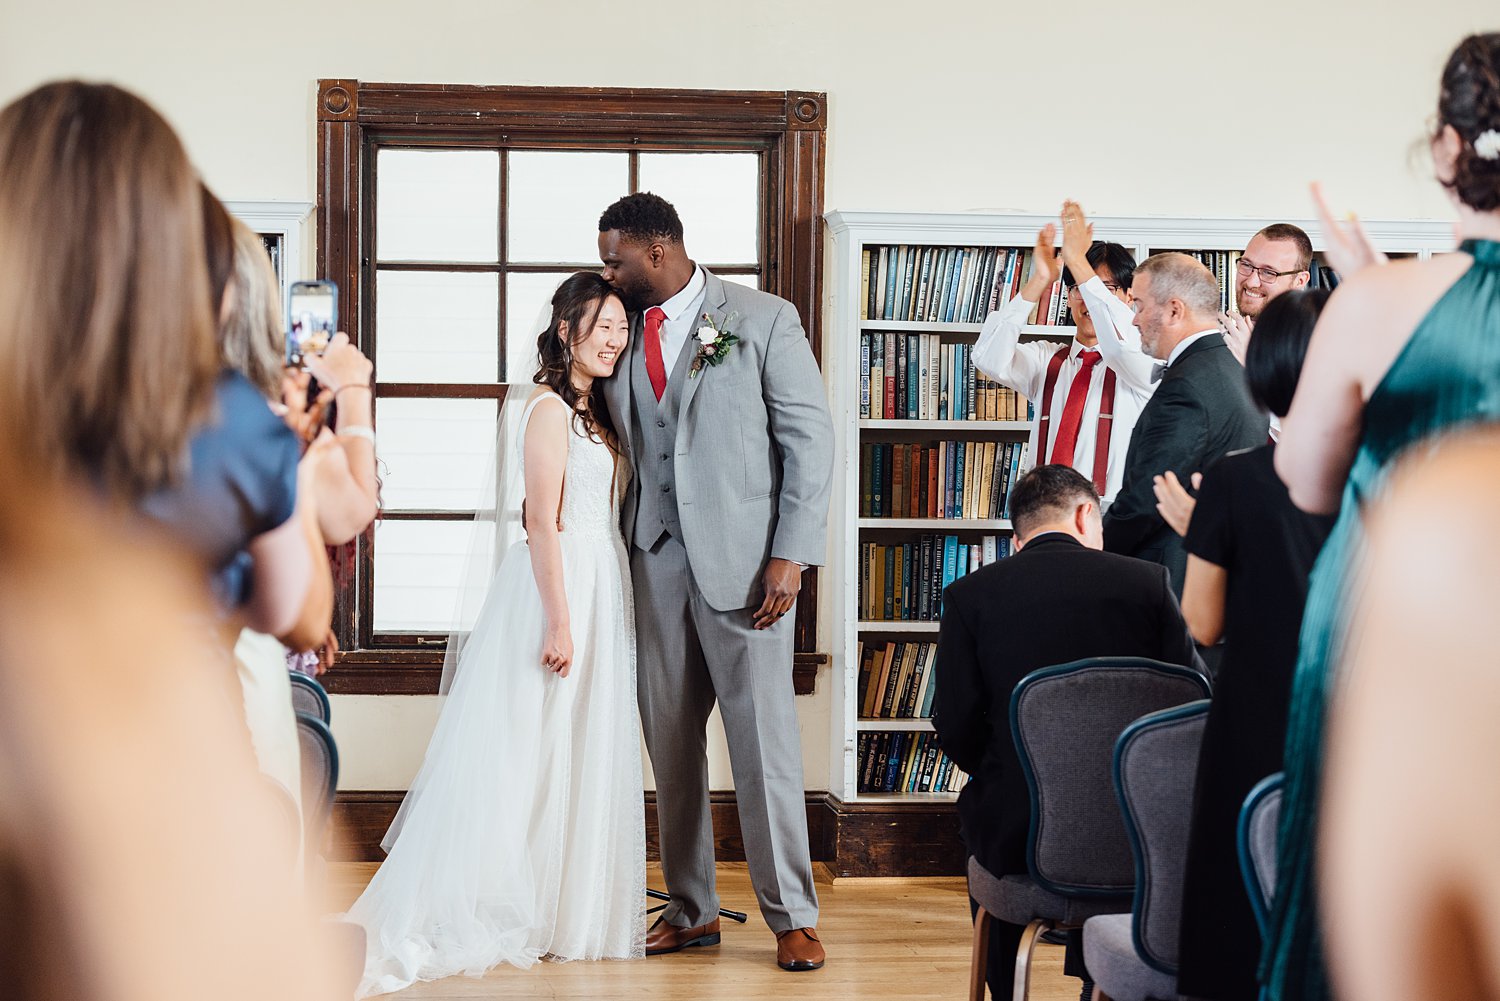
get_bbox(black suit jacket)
[1102,332,1268,594]
[931,534,1202,879]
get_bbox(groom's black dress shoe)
[646,916,721,955]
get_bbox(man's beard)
[612,277,655,313]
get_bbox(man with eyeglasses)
[1219,224,1312,440]
[970,209,1155,506]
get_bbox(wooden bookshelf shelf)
[859,419,1030,432]
[858,518,1011,531]
[858,319,1077,336]
[858,621,941,634]
[853,791,959,805]
[858,718,936,732]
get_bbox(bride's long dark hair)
[534,272,623,448]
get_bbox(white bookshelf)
[821,210,1457,809]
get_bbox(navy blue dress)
[139,371,300,610]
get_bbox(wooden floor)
[331,861,1081,1000]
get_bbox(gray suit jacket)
[604,269,835,611]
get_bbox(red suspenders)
[1035,346,1116,497]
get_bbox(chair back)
[1010,657,1210,896]
[1238,772,1284,939]
[289,671,331,724]
[1115,700,1210,973]
[296,712,339,856]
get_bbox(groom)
[599,193,835,972]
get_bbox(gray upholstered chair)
[1083,700,1210,1001]
[296,711,339,862]
[1238,772,1284,939]
[967,657,1211,1001]
[289,671,331,724]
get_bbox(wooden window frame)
[315,80,828,695]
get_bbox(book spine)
[891,442,906,519]
[882,246,897,321]
[883,333,896,419]
[900,247,917,321]
[953,441,966,519]
[895,334,907,421]
[876,549,888,618]
[871,442,885,518]
[906,334,919,420]
[859,334,871,420]
[918,534,933,620]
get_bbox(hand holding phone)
[286,280,338,368]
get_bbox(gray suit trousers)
[632,533,819,932]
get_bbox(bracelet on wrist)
[335,425,376,444]
[333,384,373,400]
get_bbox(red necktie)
[1048,350,1102,468]
[643,306,667,401]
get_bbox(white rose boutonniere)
[690,311,740,378]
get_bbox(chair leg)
[969,905,992,1001]
[1012,918,1049,1001]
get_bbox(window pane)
[720,273,761,291]
[373,520,494,633]
[376,270,499,383]
[508,152,628,264]
[377,149,499,263]
[377,398,498,511]
[637,153,759,264]
[504,271,574,382]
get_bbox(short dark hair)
[1063,241,1136,290]
[1009,464,1099,539]
[1244,287,1330,417]
[1254,223,1313,272]
[598,191,683,244]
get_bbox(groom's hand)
[753,558,802,630]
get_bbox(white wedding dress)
[348,391,646,997]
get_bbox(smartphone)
[286,280,338,368]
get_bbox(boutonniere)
[690,311,740,377]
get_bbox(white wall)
[5,0,1493,790]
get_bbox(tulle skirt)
[347,533,646,996]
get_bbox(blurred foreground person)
[1322,429,1500,1001]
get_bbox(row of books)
[857,731,968,794]
[860,535,1013,621]
[860,441,1030,520]
[1165,250,1241,314]
[860,333,1031,422]
[861,245,1072,327]
[858,640,936,718]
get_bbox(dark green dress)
[1265,239,1500,1000]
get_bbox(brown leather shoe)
[775,927,825,971]
[646,916,721,956]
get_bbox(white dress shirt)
[970,288,1155,505]
[650,265,708,369]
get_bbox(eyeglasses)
[1064,281,1123,296]
[1235,259,1305,284]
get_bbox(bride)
[348,272,645,996]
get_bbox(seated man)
[933,464,1203,1001]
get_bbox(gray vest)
[630,328,699,551]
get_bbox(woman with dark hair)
[1261,32,1500,1000]
[1152,289,1336,1001]
[347,271,645,995]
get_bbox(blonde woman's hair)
[0,81,220,502]
[223,218,287,399]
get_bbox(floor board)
[330,862,1081,1000]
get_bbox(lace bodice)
[520,392,627,543]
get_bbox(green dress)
[1265,239,1500,1000]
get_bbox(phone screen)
[287,281,338,367]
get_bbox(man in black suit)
[934,464,1202,1001]
[1101,252,1268,595]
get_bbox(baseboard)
[334,791,963,877]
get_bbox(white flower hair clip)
[1475,129,1500,161]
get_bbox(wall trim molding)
[333,790,961,877]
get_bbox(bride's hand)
[541,623,573,678]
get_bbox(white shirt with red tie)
[647,264,708,371]
[970,290,1156,506]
